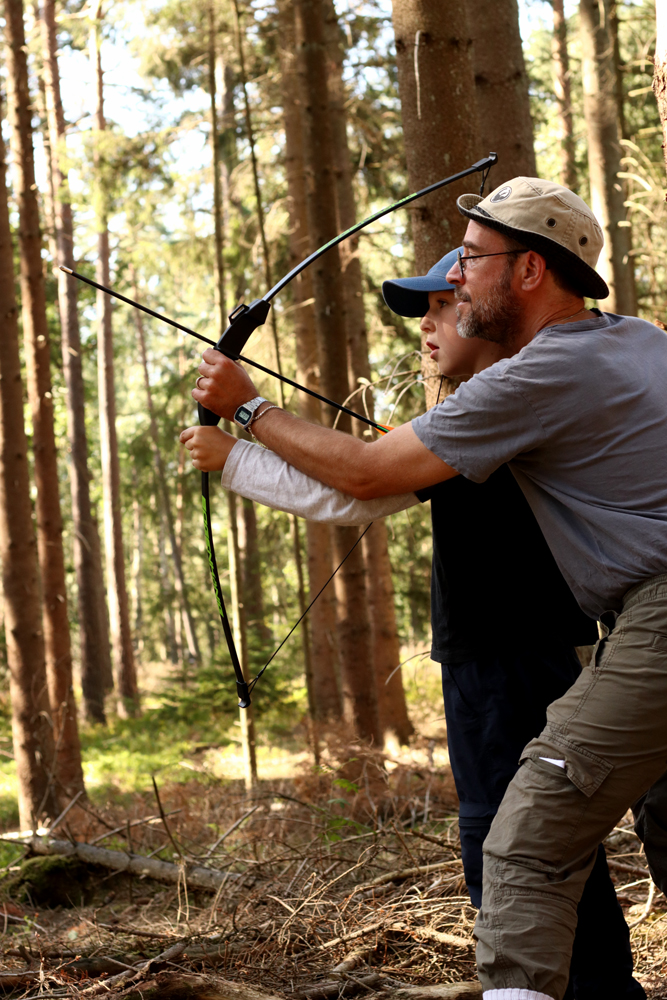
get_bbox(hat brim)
[382,274,455,318]
[457,194,610,300]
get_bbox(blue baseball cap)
[382,247,461,318]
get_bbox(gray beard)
[455,270,522,346]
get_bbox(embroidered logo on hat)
[455,176,609,300]
[490,185,512,203]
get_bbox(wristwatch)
[233,396,268,429]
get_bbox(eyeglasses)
[457,249,528,278]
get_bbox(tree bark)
[42,0,112,722]
[234,0,316,740]
[579,0,637,314]
[0,88,58,828]
[90,1,140,715]
[551,0,577,191]
[295,0,380,744]
[5,0,85,800]
[465,0,536,182]
[323,0,413,747]
[227,488,258,790]
[133,293,200,665]
[654,0,667,178]
[390,0,479,408]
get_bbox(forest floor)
[0,727,665,1000]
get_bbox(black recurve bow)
[62,152,497,709]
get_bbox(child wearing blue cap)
[182,247,643,1000]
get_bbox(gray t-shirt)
[412,312,667,618]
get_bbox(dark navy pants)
[442,646,645,1000]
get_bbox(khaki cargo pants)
[475,574,667,1000]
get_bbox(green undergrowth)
[0,674,309,830]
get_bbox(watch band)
[233,396,268,429]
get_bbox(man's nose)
[446,262,462,285]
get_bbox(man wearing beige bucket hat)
[191,175,667,1000]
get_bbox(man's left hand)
[193,348,258,420]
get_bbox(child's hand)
[179,425,238,472]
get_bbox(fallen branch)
[79,940,187,995]
[393,986,482,1000]
[332,947,376,974]
[27,835,237,891]
[348,861,459,896]
[607,858,651,879]
[386,922,472,950]
[115,971,287,1000]
[293,920,387,957]
[299,973,382,999]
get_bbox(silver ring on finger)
[196,376,205,389]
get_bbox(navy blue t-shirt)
[417,465,598,663]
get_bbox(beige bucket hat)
[457,176,609,300]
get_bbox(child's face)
[420,289,487,378]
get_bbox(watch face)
[237,406,252,424]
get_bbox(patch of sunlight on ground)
[200,742,314,782]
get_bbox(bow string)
[61,151,498,709]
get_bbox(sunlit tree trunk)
[280,0,342,727]
[654,0,667,177]
[5,0,85,799]
[133,291,200,664]
[41,0,112,725]
[324,0,413,747]
[391,0,479,408]
[552,0,577,191]
[465,0,536,182]
[0,91,58,828]
[234,0,318,752]
[90,1,140,715]
[209,11,257,784]
[295,0,380,745]
[579,0,637,314]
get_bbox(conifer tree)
[0,88,58,828]
[5,0,85,797]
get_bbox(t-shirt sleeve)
[411,368,546,483]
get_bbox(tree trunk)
[278,0,342,725]
[465,0,536,183]
[90,1,140,716]
[40,0,113,724]
[240,497,271,649]
[323,0,413,747]
[295,0,380,745]
[227,489,258,790]
[5,0,85,800]
[579,0,637,314]
[208,19,257,785]
[134,293,200,664]
[390,0,480,408]
[234,0,316,739]
[654,0,667,178]
[551,0,577,191]
[0,89,58,828]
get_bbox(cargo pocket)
[521,730,612,799]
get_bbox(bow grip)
[215,298,271,359]
[198,401,221,427]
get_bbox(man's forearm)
[192,350,458,497]
[248,405,457,498]
[249,407,373,495]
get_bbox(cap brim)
[457,196,610,300]
[382,274,455,318]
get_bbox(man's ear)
[518,250,548,292]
